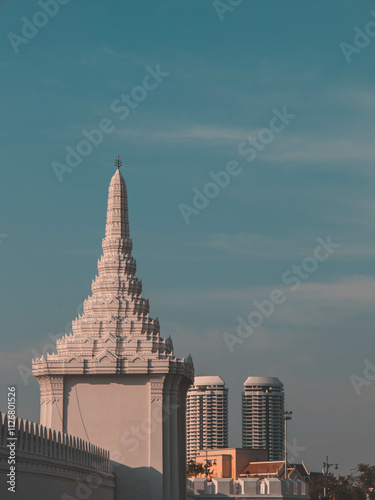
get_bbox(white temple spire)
[33,156,182,357]
[104,156,130,240]
[32,156,194,500]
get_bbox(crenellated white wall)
[0,412,115,500]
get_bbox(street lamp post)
[322,456,338,498]
[281,411,292,479]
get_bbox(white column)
[170,375,181,499]
[43,376,64,433]
[162,376,172,500]
[178,380,190,500]
[149,375,165,500]
[38,376,48,426]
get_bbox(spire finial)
[115,156,122,170]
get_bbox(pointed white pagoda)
[33,157,194,500]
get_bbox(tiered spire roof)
[68,157,160,343]
[33,158,193,376]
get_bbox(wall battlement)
[0,412,115,500]
[0,411,110,471]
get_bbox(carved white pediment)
[94,349,117,363]
[124,336,136,344]
[130,356,143,363]
[67,357,82,364]
[102,332,116,343]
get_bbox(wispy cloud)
[117,125,253,141]
[294,275,375,303]
[195,233,312,259]
[265,135,375,164]
[194,232,375,262]
[152,275,375,311]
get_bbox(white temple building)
[32,158,194,500]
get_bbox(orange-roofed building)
[240,461,306,481]
[192,448,267,480]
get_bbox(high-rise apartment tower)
[186,376,228,461]
[242,376,284,460]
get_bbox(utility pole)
[281,411,292,479]
[322,456,338,498]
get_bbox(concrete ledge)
[0,447,115,500]
[213,478,233,494]
[239,478,260,494]
[187,477,310,499]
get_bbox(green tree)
[309,472,337,500]
[350,464,375,500]
[187,459,204,478]
[202,459,215,480]
[334,474,364,500]
[309,473,326,500]
[309,467,370,500]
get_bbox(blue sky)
[1,0,375,474]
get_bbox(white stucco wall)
[64,375,150,468]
